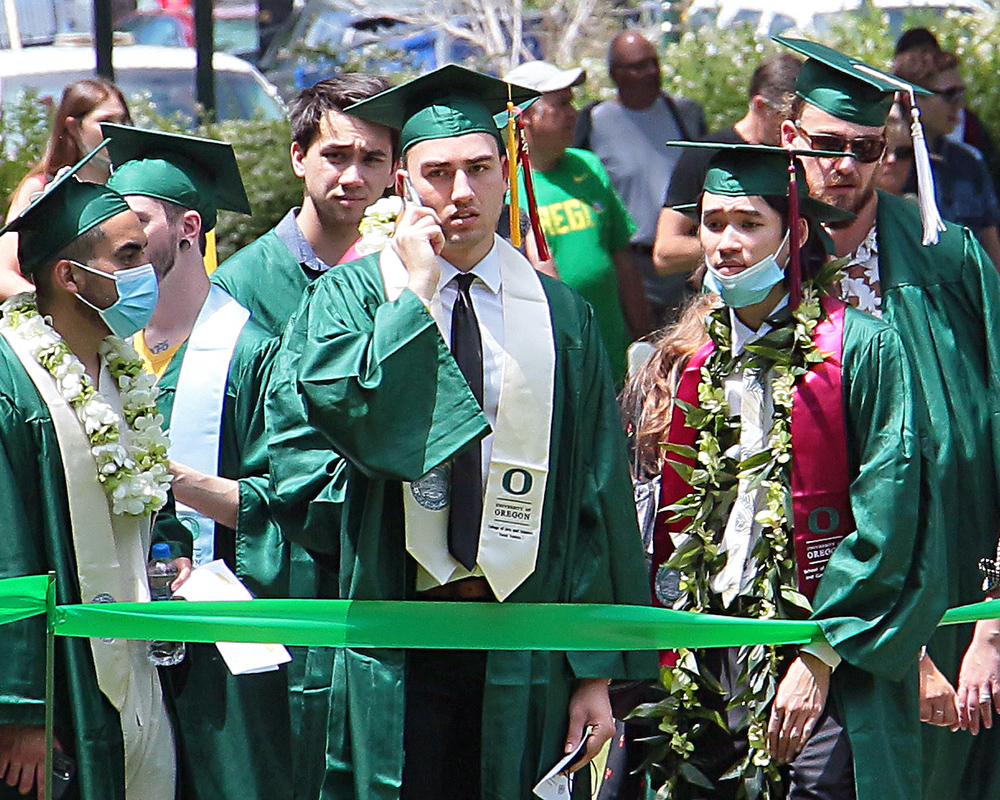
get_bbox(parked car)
[0,43,285,126]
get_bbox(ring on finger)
[979,693,992,704]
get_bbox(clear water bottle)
[147,542,186,666]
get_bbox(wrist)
[799,651,832,677]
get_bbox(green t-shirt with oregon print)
[517,147,635,382]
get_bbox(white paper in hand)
[532,726,592,800]
[172,559,292,675]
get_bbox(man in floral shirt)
[778,35,1000,800]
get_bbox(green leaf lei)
[640,263,844,800]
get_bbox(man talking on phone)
[265,66,653,799]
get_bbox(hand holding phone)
[392,174,445,301]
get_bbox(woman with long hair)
[638,144,942,800]
[0,78,131,299]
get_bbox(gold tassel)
[506,97,521,247]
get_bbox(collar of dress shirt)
[274,206,334,275]
[436,241,502,296]
[729,295,789,357]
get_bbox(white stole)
[380,236,556,601]
[0,327,175,800]
[168,285,250,565]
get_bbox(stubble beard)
[816,169,878,230]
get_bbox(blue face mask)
[702,230,790,309]
[71,260,159,338]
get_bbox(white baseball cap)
[505,61,586,93]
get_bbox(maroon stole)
[652,297,854,660]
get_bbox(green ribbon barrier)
[3,576,1000,650]
[0,574,49,627]
[53,599,824,650]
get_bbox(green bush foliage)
[656,7,999,141]
[203,118,299,261]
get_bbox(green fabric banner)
[1,576,998,651]
[53,599,824,650]
[0,574,49,627]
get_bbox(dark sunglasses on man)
[794,122,885,163]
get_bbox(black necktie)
[448,273,484,569]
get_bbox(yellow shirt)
[133,330,183,379]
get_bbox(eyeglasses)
[889,145,915,161]
[933,86,965,104]
[794,122,886,163]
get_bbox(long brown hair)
[31,78,131,180]
[622,293,717,477]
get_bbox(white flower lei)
[0,292,171,516]
[355,196,403,256]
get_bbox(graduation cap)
[666,142,855,308]
[102,123,251,231]
[774,36,945,245]
[0,142,131,276]
[775,35,929,127]
[344,64,538,155]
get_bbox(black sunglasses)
[890,145,915,161]
[794,123,886,163]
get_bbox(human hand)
[392,201,445,302]
[563,678,613,774]
[956,620,1000,734]
[171,557,193,591]
[0,725,58,800]
[919,650,960,730]
[767,653,830,763]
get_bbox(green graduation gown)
[211,227,311,338]
[0,338,188,800]
[266,249,655,799]
[213,224,352,800]
[654,303,944,799]
[813,307,943,800]
[152,318,293,800]
[872,191,1000,799]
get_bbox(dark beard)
[825,186,876,230]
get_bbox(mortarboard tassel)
[854,65,945,246]
[787,153,802,310]
[517,115,550,262]
[505,98,521,248]
[905,95,946,246]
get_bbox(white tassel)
[907,99,946,246]
[853,65,945,246]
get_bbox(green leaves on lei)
[641,263,842,800]
[0,293,171,517]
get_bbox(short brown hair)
[748,53,801,111]
[289,74,398,157]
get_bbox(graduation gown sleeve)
[276,254,489,483]
[811,308,945,680]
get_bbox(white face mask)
[702,230,790,308]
